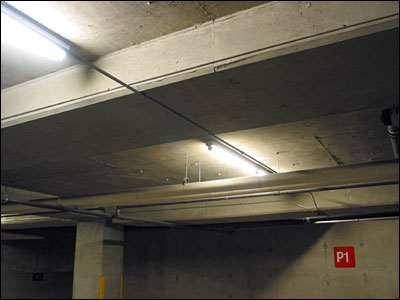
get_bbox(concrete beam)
[1,184,398,230]
[2,1,398,128]
[1,161,398,229]
[1,185,56,201]
[1,159,398,215]
[117,184,399,225]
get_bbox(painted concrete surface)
[1,185,56,201]
[2,1,398,125]
[116,184,400,225]
[123,220,399,299]
[1,227,76,299]
[1,2,398,201]
[2,28,398,196]
[1,220,398,298]
[72,221,124,299]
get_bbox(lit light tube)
[206,141,267,176]
[1,2,67,60]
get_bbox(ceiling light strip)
[1,2,70,50]
[312,216,399,224]
[2,2,276,174]
[62,50,276,174]
[206,140,268,176]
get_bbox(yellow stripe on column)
[99,276,105,299]
[120,275,123,299]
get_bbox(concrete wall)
[1,220,399,299]
[123,220,399,299]
[1,227,76,299]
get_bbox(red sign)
[334,247,355,267]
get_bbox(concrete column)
[73,221,124,299]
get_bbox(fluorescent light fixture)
[1,2,67,60]
[6,1,80,39]
[313,216,399,224]
[313,219,356,224]
[207,141,267,176]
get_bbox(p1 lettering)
[334,246,355,267]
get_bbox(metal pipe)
[111,215,176,228]
[388,125,399,159]
[198,160,201,182]
[2,194,316,217]
[4,198,176,228]
[0,2,276,174]
[64,49,276,174]
[183,153,189,184]
[381,105,399,159]
[3,198,108,219]
[312,216,399,224]
[119,198,318,216]
[2,199,235,233]
[2,159,398,215]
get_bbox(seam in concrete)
[212,17,215,72]
[0,20,215,94]
[4,13,397,125]
[214,1,279,23]
[2,3,398,95]
[314,135,342,166]
[1,9,398,127]
[213,14,399,71]
[195,1,215,21]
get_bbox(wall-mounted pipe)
[381,105,399,159]
[388,125,399,159]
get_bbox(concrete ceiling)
[1,27,398,198]
[1,1,267,89]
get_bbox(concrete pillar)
[72,221,124,299]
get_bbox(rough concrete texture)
[1,185,55,201]
[1,227,76,299]
[1,220,398,299]
[1,28,398,196]
[73,221,124,299]
[123,220,399,299]
[114,185,400,226]
[2,1,268,89]
[2,2,398,123]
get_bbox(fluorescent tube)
[1,4,66,60]
[208,142,267,176]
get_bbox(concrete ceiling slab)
[1,29,398,197]
[147,28,398,133]
[1,1,267,89]
[0,104,394,198]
